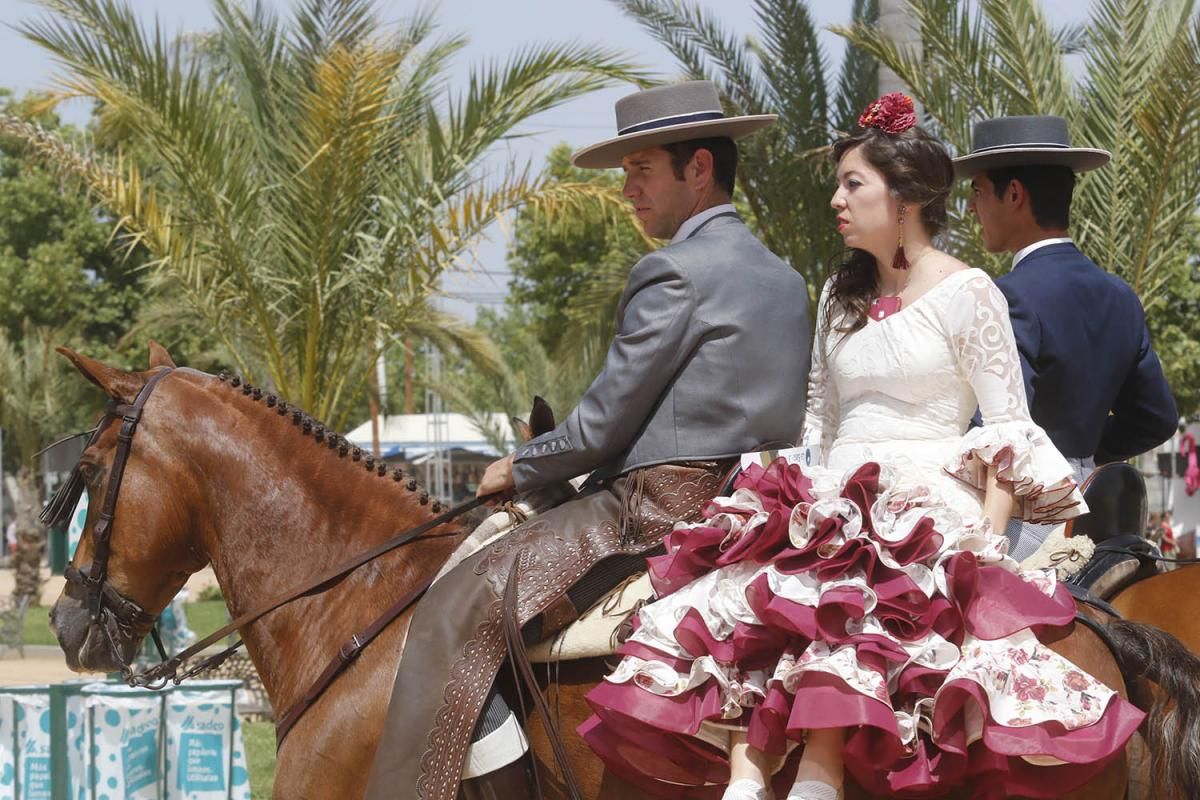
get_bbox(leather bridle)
[46,367,176,673]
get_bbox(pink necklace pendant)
[870,295,902,320]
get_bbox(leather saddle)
[1065,462,1158,600]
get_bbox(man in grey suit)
[365,80,811,800]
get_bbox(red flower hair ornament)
[858,93,916,134]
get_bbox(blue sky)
[1,0,1094,319]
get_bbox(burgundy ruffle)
[581,458,1143,798]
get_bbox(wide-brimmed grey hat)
[571,81,776,169]
[953,115,1111,177]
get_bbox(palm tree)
[835,0,1200,292]
[613,0,881,310]
[4,0,649,429]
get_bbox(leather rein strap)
[134,494,491,739]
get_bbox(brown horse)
[47,346,1200,800]
[1112,564,1200,652]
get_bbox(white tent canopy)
[343,412,511,459]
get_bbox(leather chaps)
[364,461,729,800]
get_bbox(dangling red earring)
[893,205,909,270]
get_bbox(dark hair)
[825,126,954,333]
[985,164,1075,230]
[661,137,738,196]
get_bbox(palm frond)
[20,0,649,427]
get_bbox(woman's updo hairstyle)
[825,94,955,333]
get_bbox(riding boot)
[457,754,536,800]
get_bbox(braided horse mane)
[214,371,448,514]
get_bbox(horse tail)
[1104,618,1200,800]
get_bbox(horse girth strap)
[135,494,492,688]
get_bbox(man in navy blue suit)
[955,115,1177,560]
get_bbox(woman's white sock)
[786,779,839,800]
[723,777,770,800]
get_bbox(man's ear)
[1006,179,1025,207]
[690,147,715,187]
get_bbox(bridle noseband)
[46,367,175,674]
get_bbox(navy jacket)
[995,242,1176,463]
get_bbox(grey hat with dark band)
[953,115,1111,177]
[571,80,776,169]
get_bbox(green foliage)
[1154,228,1200,417]
[0,92,128,443]
[7,0,650,429]
[614,0,881,308]
[836,0,1200,412]
[435,305,594,449]
[0,89,226,468]
[0,323,72,470]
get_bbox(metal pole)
[0,426,5,533]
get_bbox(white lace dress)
[581,269,1144,799]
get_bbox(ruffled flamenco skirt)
[579,459,1144,799]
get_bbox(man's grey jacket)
[512,213,811,490]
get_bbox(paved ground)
[0,565,222,686]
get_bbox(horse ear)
[512,417,533,443]
[56,347,145,404]
[529,395,556,437]
[147,340,177,369]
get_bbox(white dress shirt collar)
[670,203,738,244]
[1011,237,1073,270]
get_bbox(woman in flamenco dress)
[579,95,1145,800]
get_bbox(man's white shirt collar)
[1011,237,1073,270]
[670,203,737,244]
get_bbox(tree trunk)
[5,468,44,607]
[878,0,921,112]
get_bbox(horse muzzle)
[50,593,141,674]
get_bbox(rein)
[138,494,490,745]
[43,366,490,745]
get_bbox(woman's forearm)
[982,463,1015,534]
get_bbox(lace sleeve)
[948,273,1030,425]
[800,280,838,459]
[945,272,1086,523]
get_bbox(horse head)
[50,343,208,673]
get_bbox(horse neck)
[192,397,467,713]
